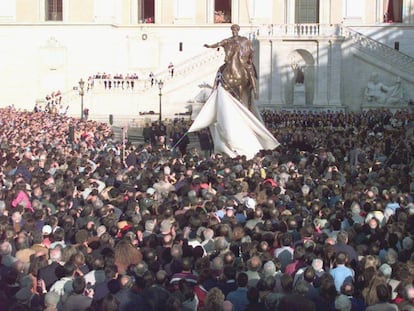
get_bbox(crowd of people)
[0,106,413,311]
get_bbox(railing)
[342,27,414,75]
[88,47,225,94]
[257,23,341,37]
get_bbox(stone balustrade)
[343,27,414,75]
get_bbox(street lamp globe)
[158,80,164,91]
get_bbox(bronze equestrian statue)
[204,24,259,115]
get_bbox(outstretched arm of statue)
[204,38,228,49]
[204,42,219,48]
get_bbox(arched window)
[45,0,62,21]
[295,0,319,23]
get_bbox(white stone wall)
[1,23,414,115]
[0,25,232,110]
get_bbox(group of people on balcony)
[88,73,140,92]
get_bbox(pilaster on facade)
[312,40,329,106]
[257,39,272,104]
[327,37,344,107]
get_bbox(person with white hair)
[0,241,17,268]
[335,294,352,311]
[350,202,365,224]
[201,228,215,255]
[38,247,63,290]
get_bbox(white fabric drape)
[188,85,280,159]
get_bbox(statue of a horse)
[219,49,261,120]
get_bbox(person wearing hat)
[42,224,53,248]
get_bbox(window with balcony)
[295,0,319,23]
[214,0,231,23]
[45,0,62,21]
[384,0,402,23]
[138,0,155,23]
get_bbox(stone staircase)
[342,27,414,80]
[64,48,225,125]
[62,25,414,123]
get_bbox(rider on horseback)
[204,24,258,100]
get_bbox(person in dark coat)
[61,276,92,311]
[198,129,213,159]
[142,123,152,143]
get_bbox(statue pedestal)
[294,84,306,106]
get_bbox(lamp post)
[158,80,164,124]
[79,78,85,120]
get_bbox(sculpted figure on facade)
[204,24,258,110]
[364,72,405,106]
